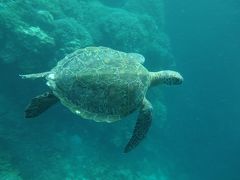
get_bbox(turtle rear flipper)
[25,92,59,118]
[124,98,152,153]
[19,72,50,80]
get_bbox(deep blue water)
[0,0,239,179]
[165,0,240,179]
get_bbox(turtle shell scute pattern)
[48,47,151,122]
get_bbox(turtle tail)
[19,72,50,80]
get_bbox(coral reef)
[0,2,55,70]
[53,17,93,59]
[0,0,172,71]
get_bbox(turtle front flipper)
[25,92,59,118]
[124,98,152,153]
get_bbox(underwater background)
[0,0,239,179]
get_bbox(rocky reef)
[0,0,172,71]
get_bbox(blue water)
[165,1,240,179]
[0,0,239,179]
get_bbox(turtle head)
[150,70,183,86]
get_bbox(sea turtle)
[20,46,183,153]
